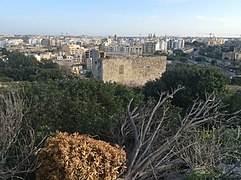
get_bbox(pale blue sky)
[0,0,241,37]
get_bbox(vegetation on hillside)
[0,53,240,179]
[0,51,65,82]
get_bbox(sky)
[0,0,241,37]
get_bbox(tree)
[40,59,59,69]
[0,51,67,82]
[30,69,65,82]
[0,59,6,68]
[122,87,240,179]
[143,64,229,110]
[199,46,222,59]
[179,57,188,63]
[195,56,206,62]
[1,48,10,56]
[7,52,40,69]
[173,49,186,57]
[211,59,217,65]
[23,78,143,143]
[192,41,206,48]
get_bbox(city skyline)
[1,0,241,37]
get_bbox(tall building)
[0,40,6,48]
[156,40,168,52]
[169,39,185,50]
[143,42,157,54]
[50,37,61,47]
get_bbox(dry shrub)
[36,131,126,180]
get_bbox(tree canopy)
[143,64,230,110]
[23,78,143,143]
[0,51,65,81]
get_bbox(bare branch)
[122,88,239,180]
[0,91,41,179]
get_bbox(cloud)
[194,15,229,22]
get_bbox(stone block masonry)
[93,55,166,86]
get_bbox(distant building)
[0,40,5,48]
[83,49,103,69]
[207,38,226,46]
[50,37,61,47]
[7,39,24,46]
[28,38,41,45]
[41,39,50,46]
[222,46,241,60]
[159,40,168,52]
[183,47,194,54]
[61,44,83,56]
[71,64,83,74]
[57,56,64,60]
[143,42,157,54]
[222,52,235,60]
[168,39,185,50]
[33,54,41,61]
[92,56,166,86]
[40,52,56,60]
[234,46,241,53]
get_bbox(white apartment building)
[156,40,168,52]
[0,40,6,48]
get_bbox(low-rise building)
[61,44,84,56]
[222,46,241,60]
[71,64,83,74]
[92,55,166,86]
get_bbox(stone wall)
[93,56,166,86]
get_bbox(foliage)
[0,76,13,82]
[0,51,65,82]
[185,169,221,180]
[195,56,206,62]
[171,49,189,62]
[179,57,188,63]
[180,127,241,179]
[199,46,222,59]
[23,78,143,143]
[231,77,241,86]
[0,59,6,68]
[85,70,93,78]
[6,51,40,69]
[40,59,59,69]
[173,49,187,57]
[143,64,229,110]
[225,93,241,114]
[30,68,65,82]
[122,87,240,179]
[192,41,206,48]
[36,131,126,180]
[0,48,10,56]
[221,45,235,53]
[211,59,217,65]
[153,51,167,56]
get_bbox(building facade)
[92,56,166,86]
